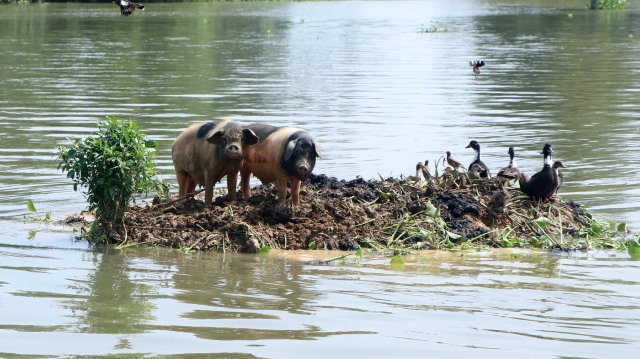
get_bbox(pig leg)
[290,178,301,206]
[227,170,238,202]
[204,172,214,206]
[185,175,197,195]
[275,177,288,207]
[240,168,252,200]
[176,170,189,198]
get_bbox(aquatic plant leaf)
[27,199,37,213]
[628,240,640,260]
[259,245,271,254]
[425,201,438,217]
[534,217,551,229]
[617,222,627,233]
[447,231,462,241]
[589,223,604,236]
[308,241,316,250]
[390,256,405,270]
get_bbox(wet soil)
[110,172,596,252]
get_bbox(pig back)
[242,125,302,184]
[172,120,235,186]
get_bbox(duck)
[113,0,144,16]
[550,160,566,200]
[488,187,511,215]
[470,60,485,76]
[446,151,464,170]
[469,163,484,179]
[497,146,521,180]
[466,140,491,178]
[415,162,424,178]
[519,143,556,201]
[421,160,432,180]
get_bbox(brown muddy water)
[1,1,640,357]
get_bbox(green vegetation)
[590,0,629,9]
[57,117,168,244]
[24,199,52,223]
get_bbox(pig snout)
[296,163,310,177]
[293,159,313,180]
[224,143,242,159]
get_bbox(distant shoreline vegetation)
[3,0,313,3]
[2,1,631,9]
[590,0,629,9]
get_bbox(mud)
[106,171,599,252]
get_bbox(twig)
[155,189,206,208]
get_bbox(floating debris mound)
[112,172,627,252]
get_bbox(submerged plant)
[57,117,169,244]
[417,22,448,34]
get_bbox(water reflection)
[0,235,639,357]
[66,248,155,334]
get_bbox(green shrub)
[57,117,169,244]
[591,0,629,9]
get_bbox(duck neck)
[544,153,552,167]
[509,152,517,168]
[474,149,480,163]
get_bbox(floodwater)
[1,1,640,357]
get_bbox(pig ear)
[284,139,298,161]
[242,129,259,145]
[206,130,225,144]
[312,140,321,158]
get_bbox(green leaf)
[27,199,37,213]
[144,140,157,148]
[589,224,604,236]
[308,241,316,250]
[390,256,405,270]
[534,217,551,230]
[259,245,271,254]
[617,222,627,233]
[628,240,640,260]
[425,201,438,217]
[447,231,462,241]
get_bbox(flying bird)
[114,0,144,16]
[470,60,485,76]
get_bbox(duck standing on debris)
[421,160,432,180]
[415,161,432,180]
[488,186,511,216]
[415,162,424,177]
[497,146,521,181]
[114,0,144,16]
[466,140,491,178]
[470,60,485,76]
[446,151,464,170]
[519,143,556,201]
